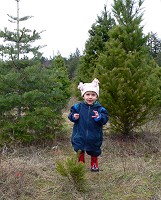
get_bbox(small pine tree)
[0,57,71,144]
[56,152,88,192]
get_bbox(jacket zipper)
[85,105,90,150]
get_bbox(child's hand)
[92,110,99,118]
[74,113,79,120]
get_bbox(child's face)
[83,91,98,105]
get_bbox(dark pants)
[79,150,101,157]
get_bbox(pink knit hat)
[78,78,100,97]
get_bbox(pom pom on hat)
[78,78,100,96]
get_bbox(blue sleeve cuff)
[71,115,78,122]
[72,115,75,121]
[94,114,102,122]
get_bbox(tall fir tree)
[95,0,161,136]
[0,1,71,145]
[76,5,116,84]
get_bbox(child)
[68,78,109,172]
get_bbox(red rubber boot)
[91,156,99,172]
[78,151,85,163]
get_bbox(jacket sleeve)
[68,103,79,123]
[94,107,109,125]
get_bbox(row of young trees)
[0,0,161,146]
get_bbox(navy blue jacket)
[68,101,109,156]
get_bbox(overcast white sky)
[0,0,161,58]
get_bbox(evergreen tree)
[95,0,161,136]
[0,55,71,145]
[50,55,71,105]
[65,48,81,80]
[76,5,116,83]
[147,32,161,58]
[0,1,71,145]
[155,52,161,67]
[147,32,161,67]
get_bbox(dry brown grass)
[0,104,161,200]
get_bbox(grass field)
[0,115,161,200]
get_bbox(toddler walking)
[68,78,109,172]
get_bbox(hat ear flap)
[78,82,84,91]
[92,78,100,87]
